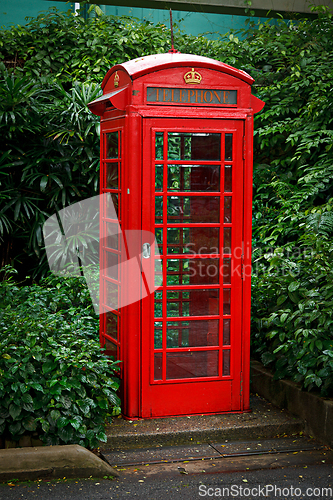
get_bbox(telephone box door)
[141,118,245,417]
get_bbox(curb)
[251,360,333,447]
[0,445,119,482]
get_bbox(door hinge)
[240,372,243,396]
[243,137,246,160]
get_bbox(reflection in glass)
[224,165,232,192]
[223,227,231,253]
[106,311,118,340]
[167,196,220,223]
[166,351,218,379]
[155,164,163,191]
[225,134,232,161]
[223,288,231,315]
[223,350,230,375]
[106,132,119,159]
[224,197,232,223]
[167,227,219,255]
[155,132,164,160]
[106,163,118,189]
[168,164,220,192]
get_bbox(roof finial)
[169,9,179,54]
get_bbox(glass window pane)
[154,291,163,318]
[155,196,163,223]
[154,352,163,380]
[167,227,219,255]
[224,165,232,192]
[167,258,220,285]
[154,321,163,349]
[223,227,231,253]
[168,133,221,161]
[166,259,190,285]
[223,288,231,315]
[106,281,118,310]
[167,321,219,347]
[168,164,220,192]
[155,164,163,191]
[106,193,119,219]
[223,258,231,284]
[104,338,117,360]
[106,163,118,189]
[106,132,119,159]
[105,222,119,250]
[225,134,232,161]
[155,228,163,253]
[167,196,220,223]
[166,351,218,379]
[105,251,118,280]
[167,289,219,317]
[168,133,191,160]
[106,311,118,340]
[191,134,221,161]
[223,350,230,375]
[223,319,230,345]
[155,259,163,287]
[155,132,164,160]
[189,258,220,285]
[167,290,189,317]
[224,197,232,223]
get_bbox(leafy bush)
[0,267,120,448]
[250,7,333,395]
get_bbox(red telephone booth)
[88,53,264,419]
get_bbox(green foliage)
[250,7,333,396]
[0,267,120,447]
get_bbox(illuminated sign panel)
[147,87,237,105]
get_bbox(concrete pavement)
[0,395,305,483]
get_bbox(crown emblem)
[184,68,202,85]
[114,71,119,88]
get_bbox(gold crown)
[114,71,120,88]
[184,68,202,85]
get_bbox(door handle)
[142,242,151,259]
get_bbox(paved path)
[1,461,332,499]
